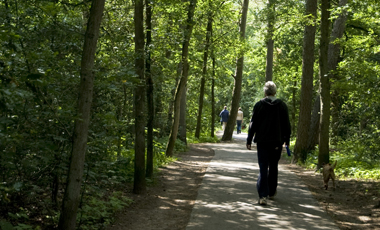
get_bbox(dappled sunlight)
[183,155,214,160]
[208,161,258,170]
[214,175,243,181]
[187,142,339,230]
[175,199,191,204]
[298,204,326,213]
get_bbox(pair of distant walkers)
[219,106,243,134]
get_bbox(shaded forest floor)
[108,142,380,230]
[286,161,380,229]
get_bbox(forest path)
[186,131,339,230]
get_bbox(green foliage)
[3,207,40,230]
[331,137,380,180]
[303,136,380,180]
[0,220,15,230]
[303,150,319,170]
[77,192,132,230]
[174,138,189,153]
[187,132,220,144]
[151,137,177,167]
[1,0,380,228]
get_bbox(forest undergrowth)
[0,134,219,230]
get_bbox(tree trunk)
[166,61,182,136]
[221,0,249,141]
[329,0,348,143]
[292,76,297,136]
[195,15,212,138]
[194,76,205,138]
[58,0,105,229]
[307,95,320,151]
[265,0,275,82]
[133,0,146,194]
[166,84,176,135]
[154,83,164,136]
[177,0,193,145]
[178,83,187,144]
[165,0,197,157]
[211,55,215,137]
[318,0,331,168]
[145,0,154,178]
[292,0,317,163]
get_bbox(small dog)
[322,161,337,190]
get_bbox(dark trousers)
[236,120,242,133]
[256,143,282,198]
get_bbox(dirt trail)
[107,144,214,230]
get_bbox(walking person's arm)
[281,102,291,146]
[246,104,259,150]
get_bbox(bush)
[77,191,132,230]
[303,139,380,180]
[187,133,219,144]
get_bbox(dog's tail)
[332,160,337,169]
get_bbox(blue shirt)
[219,109,229,122]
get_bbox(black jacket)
[246,97,291,146]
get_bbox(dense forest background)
[1,0,379,229]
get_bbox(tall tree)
[221,0,249,141]
[319,0,348,165]
[265,0,275,82]
[165,0,197,157]
[145,0,154,178]
[317,0,331,168]
[292,0,317,163]
[329,0,348,142]
[58,0,105,229]
[178,84,187,144]
[292,75,297,136]
[307,95,320,151]
[195,13,213,139]
[211,55,216,137]
[170,0,187,143]
[133,0,146,194]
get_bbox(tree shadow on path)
[186,140,339,230]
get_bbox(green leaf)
[0,221,14,230]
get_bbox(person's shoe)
[269,191,277,200]
[259,197,267,205]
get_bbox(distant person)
[219,106,229,132]
[246,81,291,205]
[236,107,243,134]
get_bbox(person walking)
[236,107,244,134]
[246,81,291,205]
[219,106,229,132]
